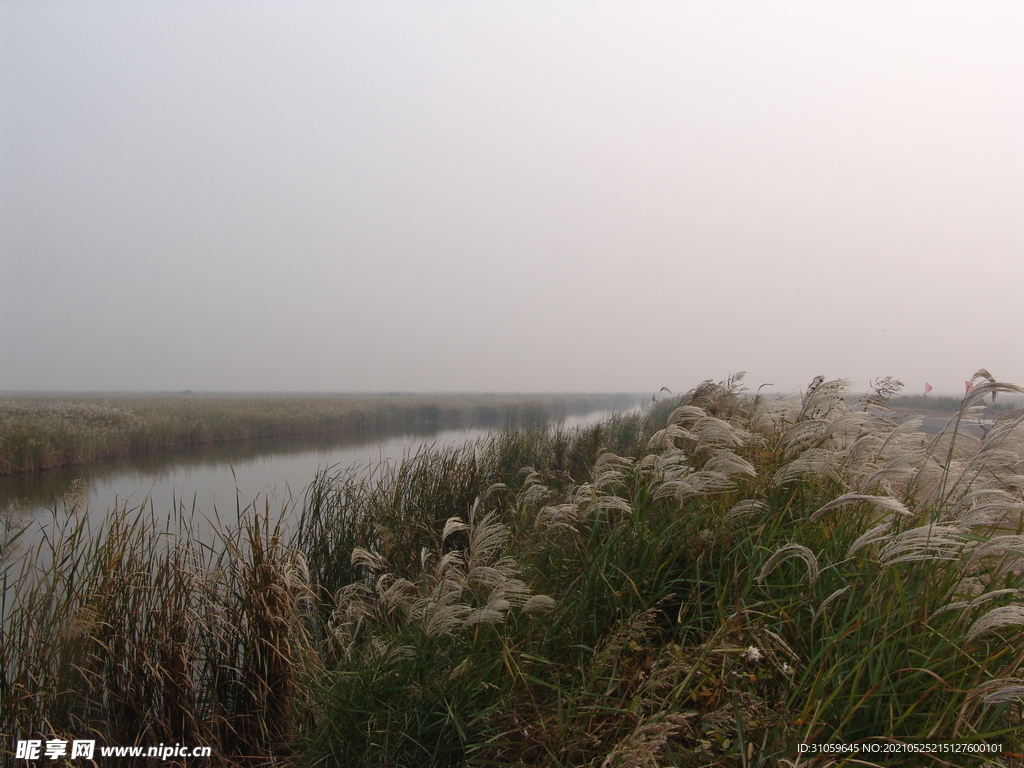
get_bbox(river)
[1,409,628,553]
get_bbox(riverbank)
[0,392,642,475]
[890,392,1024,418]
[5,375,1024,765]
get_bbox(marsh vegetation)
[4,373,1024,766]
[0,393,638,475]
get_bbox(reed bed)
[0,393,639,475]
[4,373,1024,766]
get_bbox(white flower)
[740,646,763,663]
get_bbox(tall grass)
[2,496,318,763]
[4,374,1024,766]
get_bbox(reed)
[4,374,1024,766]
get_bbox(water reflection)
[1,410,623,526]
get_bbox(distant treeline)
[0,393,642,475]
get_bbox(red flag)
[924,383,933,394]
[965,381,974,394]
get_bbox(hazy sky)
[2,2,1021,395]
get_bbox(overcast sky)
[1,1,1021,395]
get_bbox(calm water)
[1,410,624,546]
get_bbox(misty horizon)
[3,385,1011,403]
[3,2,1022,395]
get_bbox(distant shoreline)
[0,392,644,476]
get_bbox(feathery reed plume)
[333,498,548,648]
[966,535,1024,572]
[846,521,898,558]
[970,678,1024,705]
[812,586,849,624]
[966,605,1024,643]
[756,544,820,585]
[875,524,969,566]
[535,480,633,529]
[599,713,695,768]
[592,452,634,491]
[724,499,767,523]
[810,493,913,522]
